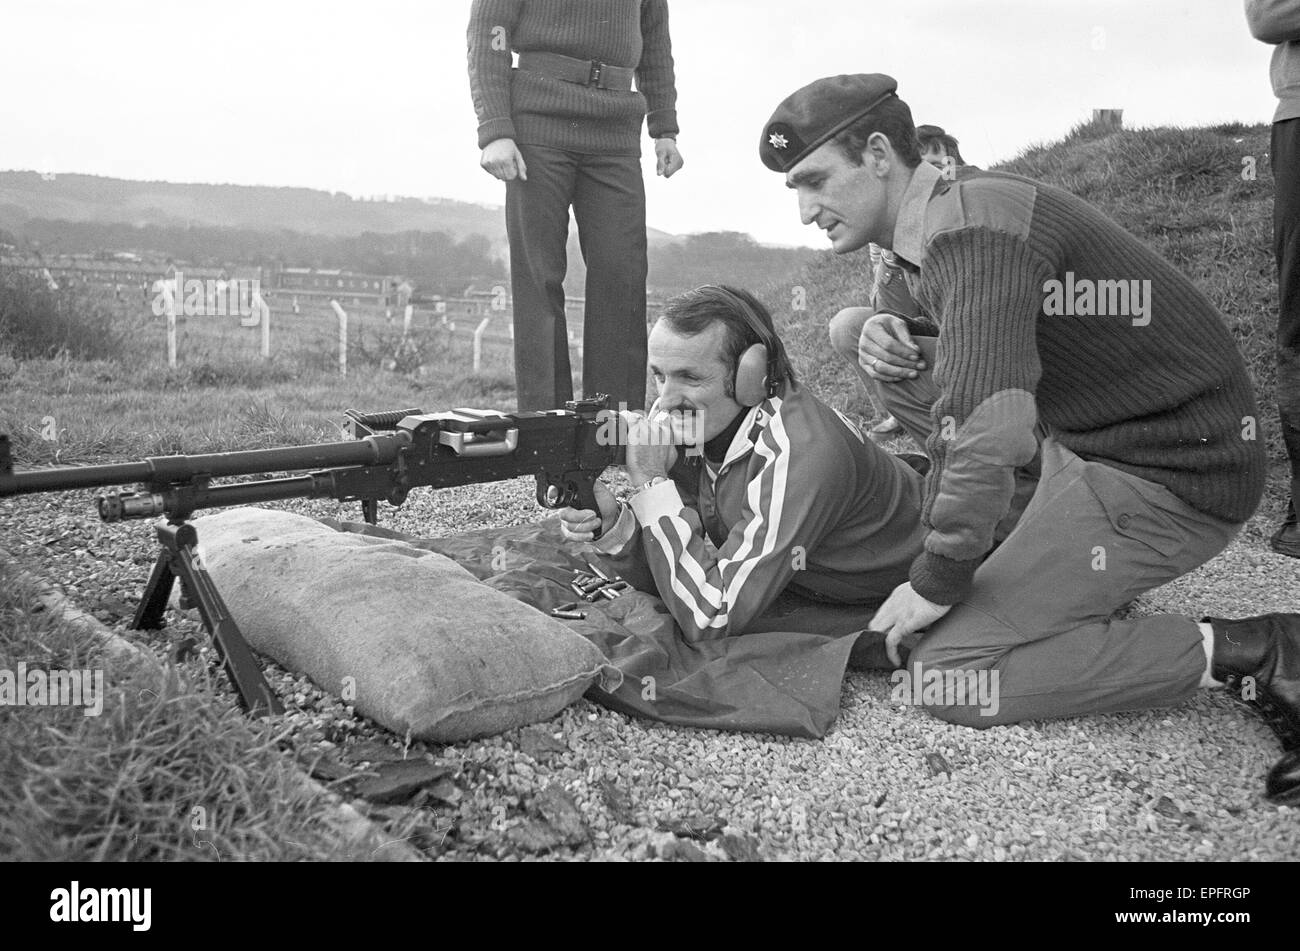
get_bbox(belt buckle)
[588,60,603,86]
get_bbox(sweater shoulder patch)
[924,177,1037,246]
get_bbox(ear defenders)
[734,341,772,407]
[707,286,780,407]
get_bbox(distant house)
[420,287,666,330]
[271,266,405,308]
[427,285,585,324]
[0,252,171,291]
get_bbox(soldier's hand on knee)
[558,482,618,543]
[480,139,528,182]
[860,312,926,382]
[871,581,952,665]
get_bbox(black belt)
[517,51,635,92]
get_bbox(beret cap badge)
[759,73,900,173]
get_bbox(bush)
[0,268,137,361]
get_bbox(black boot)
[1207,613,1300,805]
[1271,499,1300,559]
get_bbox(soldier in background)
[827,122,970,440]
[915,123,965,173]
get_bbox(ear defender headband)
[705,286,780,407]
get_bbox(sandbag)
[327,519,871,739]
[185,507,616,742]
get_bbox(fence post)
[261,298,270,359]
[404,304,413,338]
[331,299,348,377]
[166,283,177,369]
[1092,108,1123,131]
[473,316,491,373]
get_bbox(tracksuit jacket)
[593,386,925,641]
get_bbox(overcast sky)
[0,0,1279,247]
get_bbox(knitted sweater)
[468,0,679,153]
[1246,0,1300,121]
[889,162,1267,605]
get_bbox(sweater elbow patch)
[944,388,1039,466]
[926,462,1018,560]
[926,388,1038,561]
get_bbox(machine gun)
[0,397,624,717]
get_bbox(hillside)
[0,171,815,298]
[0,171,506,241]
[773,120,1284,491]
[0,171,678,249]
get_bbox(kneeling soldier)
[761,72,1297,803]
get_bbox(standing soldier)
[468,0,684,412]
[1246,1,1300,558]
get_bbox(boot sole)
[1223,674,1300,804]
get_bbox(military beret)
[760,73,899,173]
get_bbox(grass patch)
[0,356,506,464]
[0,572,352,861]
[0,269,143,361]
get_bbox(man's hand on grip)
[558,480,619,543]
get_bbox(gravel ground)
[2,475,1298,861]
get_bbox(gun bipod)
[135,519,281,717]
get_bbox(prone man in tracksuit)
[558,284,926,653]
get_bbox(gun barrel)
[0,434,409,497]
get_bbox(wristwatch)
[614,475,667,505]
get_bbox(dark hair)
[915,123,965,165]
[831,96,922,169]
[658,284,797,398]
